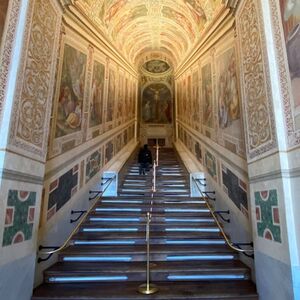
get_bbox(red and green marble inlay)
[3,190,36,247]
[255,189,281,243]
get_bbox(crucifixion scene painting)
[142,83,172,124]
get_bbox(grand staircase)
[32,148,258,299]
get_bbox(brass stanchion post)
[138,212,158,294]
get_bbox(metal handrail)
[39,175,116,256]
[192,177,254,254]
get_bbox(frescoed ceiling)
[73,0,224,68]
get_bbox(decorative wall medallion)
[3,190,36,246]
[255,189,281,243]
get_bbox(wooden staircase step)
[32,281,258,299]
[44,261,250,283]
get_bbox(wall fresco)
[142,83,172,124]
[255,189,281,243]
[205,150,217,181]
[194,140,202,162]
[202,63,213,129]
[89,60,105,128]
[106,68,116,123]
[115,133,123,154]
[217,48,241,134]
[105,140,114,164]
[3,190,36,247]
[55,44,87,138]
[279,0,300,129]
[86,149,102,183]
[192,70,200,130]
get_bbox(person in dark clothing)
[138,144,152,175]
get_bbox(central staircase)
[32,148,258,299]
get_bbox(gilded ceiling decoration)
[74,0,224,68]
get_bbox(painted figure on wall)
[55,44,87,138]
[142,83,172,124]
[280,0,300,127]
[105,141,114,164]
[192,71,200,130]
[107,69,115,123]
[143,60,170,73]
[90,60,105,128]
[187,75,192,125]
[217,48,240,130]
[202,63,213,128]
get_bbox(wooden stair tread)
[32,281,258,299]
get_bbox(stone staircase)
[32,148,258,299]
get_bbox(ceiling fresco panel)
[75,0,224,67]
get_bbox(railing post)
[138,212,158,294]
[152,160,157,193]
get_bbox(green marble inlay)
[3,190,36,247]
[255,189,281,243]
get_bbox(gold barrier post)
[154,141,160,166]
[138,212,158,294]
[152,160,157,193]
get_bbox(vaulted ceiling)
[72,0,224,68]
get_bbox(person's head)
[143,144,148,150]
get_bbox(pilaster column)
[0,0,62,299]
[237,0,300,299]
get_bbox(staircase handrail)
[192,177,254,254]
[39,175,116,257]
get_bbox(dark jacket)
[138,148,152,165]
